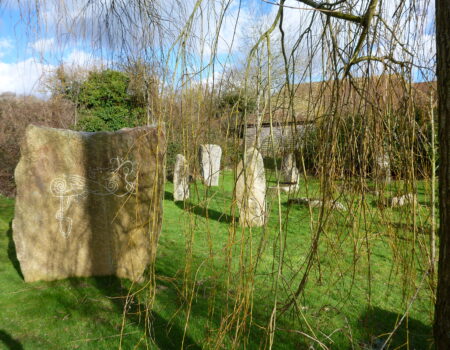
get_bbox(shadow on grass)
[164,191,174,201]
[59,264,299,349]
[88,276,202,350]
[174,200,234,223]
[0,330,23,350]
[358,306,433,349]
[64,132,200,349]
[95,276,200,349]
[264,157,282,171]
[389,222,432,235]
[6,220,23,280]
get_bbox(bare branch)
[294,0,380,77]
[294,0,364,24]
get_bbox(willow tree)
[13,0,439,348]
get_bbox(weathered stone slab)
[199,144,222,186]
[374,153,391,183]
[13,124,166,282]
[280,153,299,185]
[378,193,417,208]
[173,154,189,201]
[236,147,266,227]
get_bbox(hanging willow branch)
[294,0,380,76]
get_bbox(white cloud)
[0,38,13,58]
[65,49,92,65]
[29,38,55,54]
[0,58,53,96]
[64,49,107,68]
[0,49,106,96]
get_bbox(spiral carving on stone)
[105,173,120,193]
[50,177,68,196]
[50,157,138,238]
[106,157,137,196]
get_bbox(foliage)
[124,59,159,114]
[44,65,85,104]
[166,141,184,180]
[217,90,257,117]
[309,108,437,180]
[296,125,319,175]
[0,94,75,197]
[76,69,145,132]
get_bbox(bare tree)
[435,0,450,347]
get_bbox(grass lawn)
[0,170,435,349]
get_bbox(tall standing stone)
[374,153,391,183]
[173,154,189,201]
[236,147,266,227]
[199,144,222,186]
[280,153,299,186]
[13,124,166,282]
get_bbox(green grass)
[0,171,435,349]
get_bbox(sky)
[0,6,48,96]
[0,1,110,96]
[0,0,436,97]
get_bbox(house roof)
[244,76,436,126]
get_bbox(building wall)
[244,124,308,157]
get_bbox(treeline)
[0,65,245,196]
[0,65,436,197]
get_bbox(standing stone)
[374,153,391,183]
[279,153,299,193]
[280,153,299,185]
[199,144,222,186]
[13,124,166,283]
[377,193,417,208]
[173,154,189,201]
[236,147,266,227]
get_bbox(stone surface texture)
[388,193,416,207]
[173,154,189,201]
[280,153,299,185]
[199,144,222,186]
[236,147,266,227]
[13,124,166,282]
[374,153,391,183]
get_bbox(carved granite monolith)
[236,147,266,227]
[173,154,189,201]
[199,144,222,186]
[13,124,166,283]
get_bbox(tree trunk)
[435,0,450,348]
